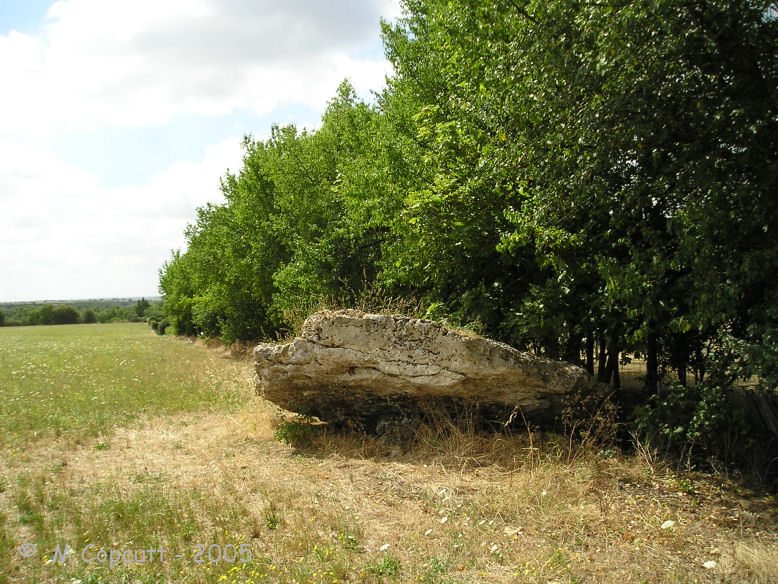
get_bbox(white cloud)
[0,136,243,300]
[0,0,400,300]
[0,0,395,136]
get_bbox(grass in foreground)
[0,324,776,583]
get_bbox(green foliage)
[1,300,156,327]
[381,0,778,372]
[159,81,398,343]
[723,295,778,392]
[156,318,169,336]
[263,500,282,530]
[157,0,778,478]
[134,298,150,318]
[633,381,753,468]
[365,553,403,578]
[35,304,55,325]
[0,309,4,327]
[97,306,134,323]
[273,417,319,448]
[52,305,80,325]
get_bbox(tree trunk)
[597,333,608,382]
[585,332,595,375]
[677,362,687,387]
[605,342,621,389]
[564,331,581,365]
[612,356,621,389]
[645,330,659,395]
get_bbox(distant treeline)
[0,298,162,327]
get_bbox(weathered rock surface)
[254,310,597,430]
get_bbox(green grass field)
[0,323,241,446]
[0,324,776,584]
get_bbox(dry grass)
[278,284,427,341]
[1,326,776,583]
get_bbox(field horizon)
[0,296,161,306]
[0,324,776,583]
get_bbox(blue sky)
[0,0,54,34]
[52,107,321,188]
[0,0,400,302]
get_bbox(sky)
[0,0,401,302]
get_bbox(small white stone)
[660,520,676,529]
[379,543,390,552]
[703,560,717,569]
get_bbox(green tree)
[498,0,778,390]
[97,307,133,323]
[269,82,391,313]
[82,308,98,324]
[134,298,151,318]
[37,304,55,325]
[159,82,395,342]
[24,309,40,326]
[0,309,5,326]
[379,0,598,351]
[158,0,778,401]
[53,305,80,325]
[384,0,778,391]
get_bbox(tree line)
[159,1,778,472]
[0,299,161,327]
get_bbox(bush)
[273,415,319,448]
[633,381,756,471]
[53,305,80,325]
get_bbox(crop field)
[0,324,776,584]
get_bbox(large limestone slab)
[254,310,596,430]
